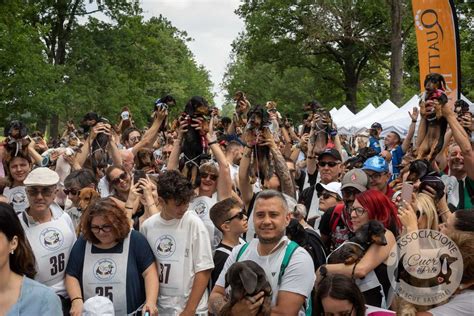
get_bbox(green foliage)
[0,0,213,133]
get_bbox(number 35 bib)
[82,233,131,315]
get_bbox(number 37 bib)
[152,228,185,296]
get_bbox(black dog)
[3,120,30,158]
[395,253,458,288]
[454,99,472,138]
[179,96,210,185]
[246,104,274,184]
[344,147,378,170]
[222,260,272,316]
[327,220,387,265]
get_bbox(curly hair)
[81,198,130,244]
[157,170,194,205]
[355,189,401,237]
[314,273,366,316]
[0,202,36,278]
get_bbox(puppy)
[246,104,274,184]
[221,260,273,316]
[234,91,251,128]
[416,73,448,162]
[327,220,387,265]
[78,188,100,212]
[180,96,210,185]
[3,120,30,158]
[310,108,336,155]
[135,148,155,173]
[454,99,472,138]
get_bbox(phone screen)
[401,183,414,204]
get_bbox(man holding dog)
[209,190,314,316]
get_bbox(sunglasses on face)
[365,172,386,180]
[90,224,113,233]
[26,187,55,197]
[225,210,246,222]
[200,172,218,181]
[111,172,128,185]
[318,191,337,200]
[129,136,141,142]
[63,188,80,196]
[350,206,367,216]
[342,188,360,198]
[318,161,339,168]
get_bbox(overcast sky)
[140,0,244,106]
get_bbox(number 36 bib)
[82,232,131,315]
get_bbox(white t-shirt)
[97,176,111,198]
[429,290,474,316]
[140,211,214,315]
[216,237,315,316]
[4,186,29,213]
[188,194,221,250]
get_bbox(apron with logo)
[24,214,75,291]
[4,186,29,213]
[82,233,130,315]
[149,225,188,314]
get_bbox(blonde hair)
[416,193,438,230]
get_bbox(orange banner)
[412,0,460,106]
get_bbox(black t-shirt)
[211,242,233,290]
[319,206,352,252]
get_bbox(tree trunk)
[50,114,59,140]
[389,0,403,105]
[343,63,358,113]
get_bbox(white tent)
[329,107,338,118]
[352,99,399,133]
[338,103,376,134]
[332,105,355,127]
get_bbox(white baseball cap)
[82,296,115,316]
[316,182,342,199]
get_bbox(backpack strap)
[278,241,299,286]
[330,204,344,233]
[236,243,249,262]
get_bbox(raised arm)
[239,130,256,209]
[207,132,232,200]
[402,108,419,153]
[131,108,167,156]
[167,118,188,171]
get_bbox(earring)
[10,249,14,255]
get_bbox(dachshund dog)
[454,99,472,138]
[233,91,251,128]
[179,96,210,185]
[3,120,30,158]
[78,188,100,212]
[135,148,156,173]
[327,220,387,265]
[246,104,274,184]
[221,260,273,316]
[310,108,337,155]
[344,147,378,171]
[416,73,449,161]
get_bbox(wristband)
[208,140,218,146]
[71,297,83,303]
[412,120,417,123]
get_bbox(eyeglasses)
[350,206,367,216]
[225,210,246,222]
[342,188,360,198]
[200,172,218,181]
[365,172,386,180]
[111,172,128,185]
[318,191,337,200]
[90,225,113,233]
[318,161,340,168]
[63,188,80,196]
[26,187,56,197]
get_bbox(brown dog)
[221,260,273,316]
[78,187,100,213]
[416,73,449,162]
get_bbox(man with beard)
[318,169,368,252]
[209,190,314,316]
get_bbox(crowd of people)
[0,92,473,316]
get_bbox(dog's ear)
[371,234,387,246]
[239,265,258,294]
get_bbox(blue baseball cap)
[362,156,389,173]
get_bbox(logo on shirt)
[193,200,208,216]
[12,191,26,205]
[39,227,64,251]
[93,258,117,281]
[155,235,176,258]
[386,230,463,305]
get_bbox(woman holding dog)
[319,189,400,308]
[65,197,159,316]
